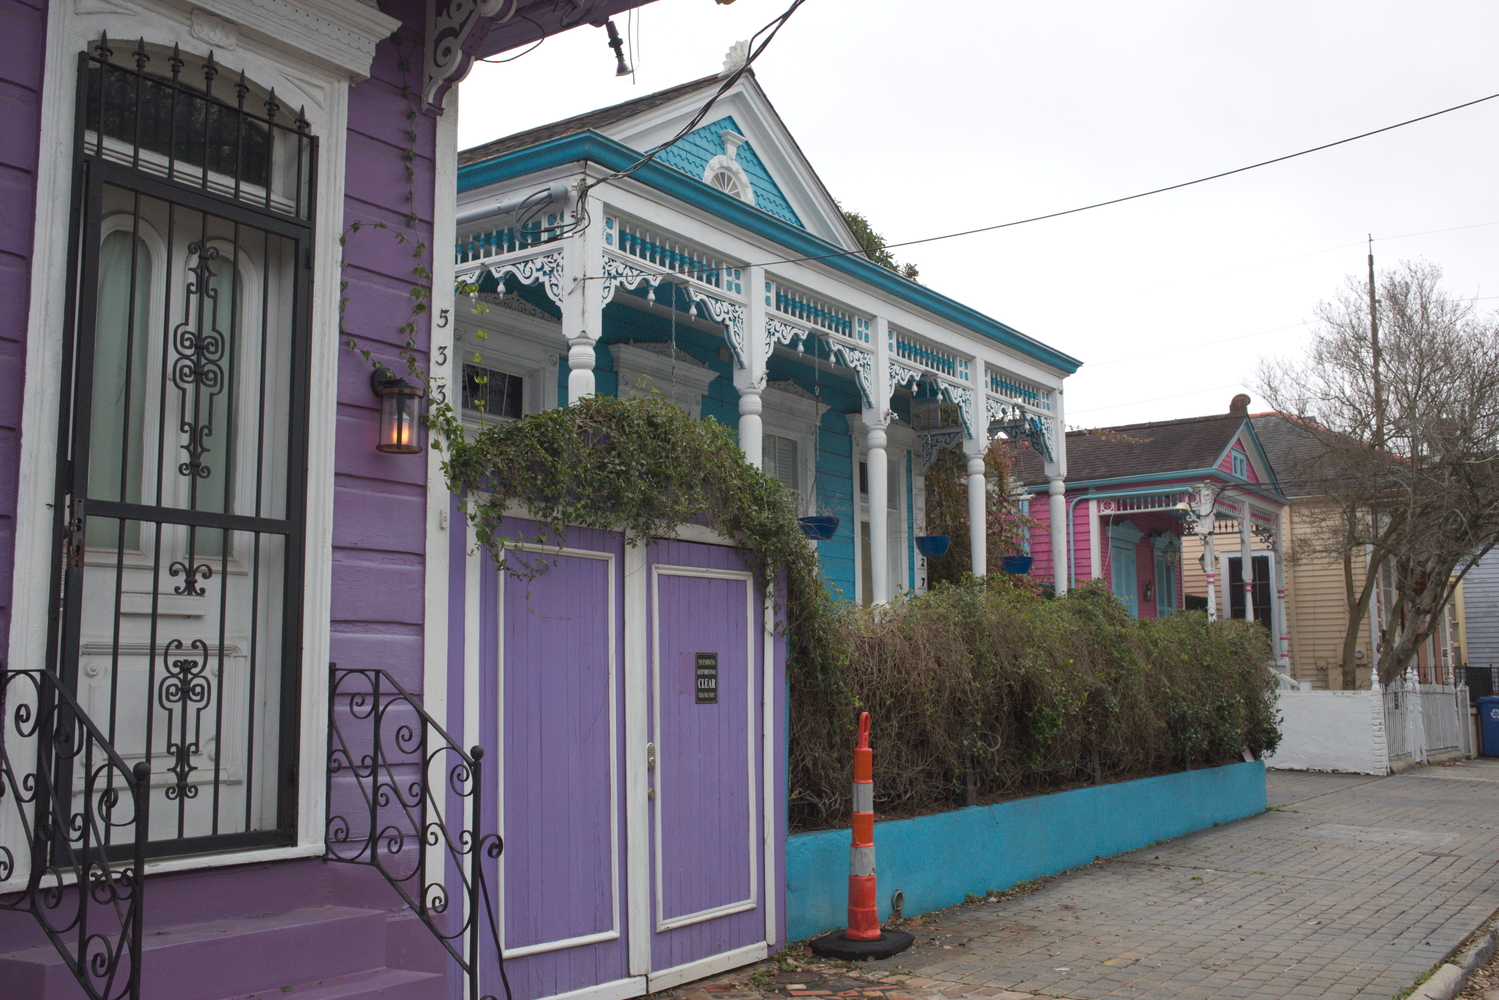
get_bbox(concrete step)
[0,905,398,1000]
[234,968,447,999]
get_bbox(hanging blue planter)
[1002,555,1034,575]
[798,516,840,541]
[915,535,951,557]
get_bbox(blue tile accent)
[654,116,806,229]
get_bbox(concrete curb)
[1410,922,1498,1000]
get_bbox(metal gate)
[47,39,316,857]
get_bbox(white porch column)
[964,435,987,577]
[562,194,604,403]
[865,418,890,604]
[1239,511,1254,621]
[1201,532,1218,621]
[737,382,764,468]
[1044,389,1068,594]
[736,263,768,468]
[1048,478,1066,594]
[566,339,595,400]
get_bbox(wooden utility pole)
[1368,236,1384,451]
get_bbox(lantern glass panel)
[377,383,424,454]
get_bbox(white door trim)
[645,942,769,993]
[3,0,374,882]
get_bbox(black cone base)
[808,928,914,961]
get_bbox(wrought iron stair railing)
[325,663,511,1000]
[0,663,150,1000]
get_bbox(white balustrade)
[892,326,969,381]
[767,279,864,342]
[987,366,1051,411]
[605,214,744,295]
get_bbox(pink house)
[1012,396,1291,653]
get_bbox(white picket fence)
[1383,674,1470,764]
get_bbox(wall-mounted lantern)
[371,368,425,454]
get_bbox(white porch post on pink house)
[1239,512,1254,622]
[1045,388,1068,594]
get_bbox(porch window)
[462,362,525,419]
[1227,555,1272,630]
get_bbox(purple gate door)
[478,524,777,1000]
[491,526,631,1000]
[641,538,770,985]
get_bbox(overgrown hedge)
[788,579,1280,832]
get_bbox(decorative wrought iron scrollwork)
[172,242,229,483]
[1,665,150,1000]
[326,664,511,1000]
[167,559,213,597]
[157,641,212,804]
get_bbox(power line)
[749,89,1499,270]
[1208,220,1499,277]
[581,0,806,199]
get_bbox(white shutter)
[763,434,799,492]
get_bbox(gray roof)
[458,73,725,167]
[1249,414,1328,498]
[1015,413,1247,486]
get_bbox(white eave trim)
[203,0,399,81]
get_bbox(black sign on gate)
[695,652,718,704]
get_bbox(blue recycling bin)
[1479,696,1499,757]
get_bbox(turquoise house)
[452,57,1081,604]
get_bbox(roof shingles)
[457,74,724,167]
[1015,413,1246,486]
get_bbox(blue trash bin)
[1479,696,1499,757]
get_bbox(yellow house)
[1180,409,1463,690]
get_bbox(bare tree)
[1258,260,1499,687]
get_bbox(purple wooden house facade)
[0,0,800,998]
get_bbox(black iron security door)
[46,39,317,857]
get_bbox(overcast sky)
[456,1,1499,429]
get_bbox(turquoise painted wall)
[785,760,1266,942]
[815,409,855,598]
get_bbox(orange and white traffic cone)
[846,711,880,940]
[810,712,913,960]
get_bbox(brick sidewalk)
[658,759,1499,1000]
